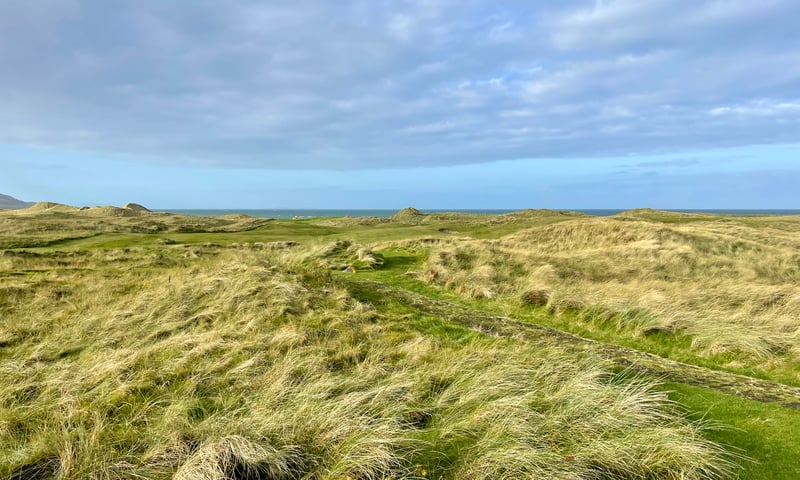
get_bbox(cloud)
[0,1,799,169]
[709,100,800,117]
[550,0,792,50]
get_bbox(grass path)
[340,275,800,477]
[340,277,800,410]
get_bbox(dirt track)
[343,277,800,410]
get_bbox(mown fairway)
[2,204,800,479]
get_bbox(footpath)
[342,277,800,410]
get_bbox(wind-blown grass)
[413,216,800,376]
[0,245,734,479]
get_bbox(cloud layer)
[1,0,799,169]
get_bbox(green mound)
[28,201,79,212]
[392,207,426,224]
[123,203,152,213]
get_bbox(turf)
[659,383,800,480]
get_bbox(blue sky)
[1,1,799,208]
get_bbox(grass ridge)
[340,276,800,409]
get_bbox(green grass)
[32,222,341,249]
[357,248,800,479]
[361,248,800,386]
[398,218,800,382]
[659,383,800,480]
[17,210,582,251]
[353,254,785,392]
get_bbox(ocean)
[158,209,800,219]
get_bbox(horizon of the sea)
[159,208,800,219]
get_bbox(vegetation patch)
[0,246,733,479]
[5,206,800,479]
[309,239,386,271]
[412,217,800,375]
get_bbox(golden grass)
[0,203,269,248]
[302,240,386,271]
[1,245,734,479]
[414,216,800,373]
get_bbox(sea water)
[158,209,800,219]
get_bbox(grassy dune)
[414,213,800,382]
[3,205,800,478]
[0,202,270,249]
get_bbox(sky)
[1,0,799,209]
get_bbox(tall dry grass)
[416,217,800,370]
[1,245,734,478]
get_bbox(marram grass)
[1,247,734,479]
[412,217,800,375]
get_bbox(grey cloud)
[0,1,799,169]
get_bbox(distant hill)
[0,193,34,210]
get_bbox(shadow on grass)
[379,253,419,272]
